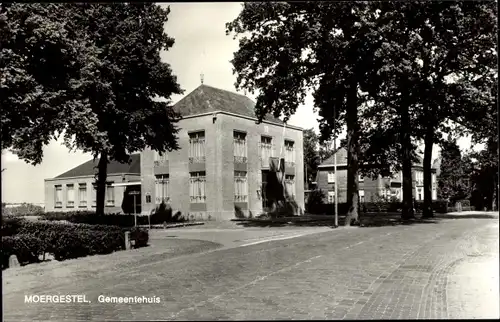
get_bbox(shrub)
[41,211,134,227]
[305,189,326,214]
[129,227,149,248]
[2,234,43,266]
[1,215,26,236]
[234,205,246,219]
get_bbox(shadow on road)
[233,212,498,228]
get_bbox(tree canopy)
[1,3,182,214]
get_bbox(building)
[315,147,437,203]
[140,84,305,221]
[44,154,141,213]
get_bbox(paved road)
[3,217,498,320]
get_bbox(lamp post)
[333,106,338,228]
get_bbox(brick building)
[140,84,304,221]
[315,147,437,203]
[44,154,141,213]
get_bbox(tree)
[303,128,320,187]
[437,139,467,202]
[227,2,382,226]
[359,1,496,219]
[1,3,183,215]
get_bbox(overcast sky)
[1,3,482,204]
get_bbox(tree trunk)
[400,101,415,220]
[345,80,360,226]
[96,151,108,216]
[422,125,434,218]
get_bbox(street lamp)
[333,106,338,227]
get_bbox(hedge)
[305,200,449,215]
[1,215,26,236]
[40,208,185,228]
[2,221,127,268]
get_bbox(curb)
[136,222,205,229]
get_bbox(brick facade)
[44,174,140,213]
[315,147,437,203]
[140,112,304,221]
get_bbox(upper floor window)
[260,136,273,159]
[189,131,205,163]
[66,184,75,208]
[55,185,62,208]
[155,174,170,204]
[78,183,87,207]
[234,131,247,163]
[284,140,295,165]
[358,174,364,182]
[328,171,335,183]
[190,171,206,203]
[154,151,168,166]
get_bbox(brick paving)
[3,217,498,321]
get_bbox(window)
[190,172,206,203]
[78,183,87,207]
[92,184,96,207]
[285,175,295,198]
[328,171,335,183]
[260,136,273,164]
[233,131,247,163]
[415,171,424,185]
[55,185,62,208]
[234,171,248,202]
[285,140,295,166]
[359,190,365,203]
[106,183,114,207]
[189,131,205,163]
[417,188,422,201]
[155,174,170,204]
[359,174,364,182]
[154,151,168,166]
[66,184,74,208]
[328,191,335,203]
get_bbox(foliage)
[2,220,125,266]
[305,189,326,214]
[234,205,246,219]
[2,234,43,266]
[1,203,44,216]
[147,202,185,224]
[1,215,26,236]
[41,211,135,227]
[129,227,149,248]
[437,139,468,202]
[1,3,183,216]
[226,2,386,225]
[303,128,321,186]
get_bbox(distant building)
[315,147,438,203]
[44,155,141,213]
[140,84,305,221]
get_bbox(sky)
[1,3,484,204]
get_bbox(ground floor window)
[78,183,87,207]
[359,189,365,203]
[285,175,295,199]
[234,171,248,202]
[155,174,170,204]
[328,191,335,203]
[55,185,62,208]
[106,183,115,207]
[190,172,206,203]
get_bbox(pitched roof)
[319,146,347,166]
[173,84,284,124]
[55,154,140,179]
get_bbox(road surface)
[3,217,498,320]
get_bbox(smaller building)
[44,154,141,213]
[315,147,438,203]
